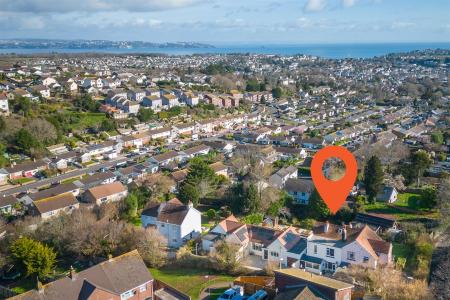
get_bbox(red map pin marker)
[310,146,357,214]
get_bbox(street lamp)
[279,258,284,269]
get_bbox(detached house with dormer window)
[141,198,201,248]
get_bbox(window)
[326,248,335,258]
[313,245,317,254]
[161,224,165,227]
[270,251,279,257]
[139,284,147,292]
[363,256,369,262]
[347,251,355,261]
[252,243,262,251]
[121,290,134,300]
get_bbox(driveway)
[241,255,270,271]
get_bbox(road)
[0,156,130,197]
[0,135,228,198]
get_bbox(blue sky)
[0,0,449,44]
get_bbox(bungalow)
[269,166,298,188]
[5,159,49,179]
[84,181,128,205]
[0,195,17,215]
[274,147,307,160]
[141,198,202,248]
[32,193,79,220]
[301,138,325,150]
[148,127,172,140]
[179,144,210,162]
[148,151,180,167]
[173,123,196,137]
[354,213,398,232]
[284,178,315,204]
[46,143,68,155]
[73,171,117,190]
[209,162,229,177]
[25,182,80,204]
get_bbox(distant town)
[0,48,448,300]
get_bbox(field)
[363,193,438,220]
[149,267,234,299]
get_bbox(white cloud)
[391,21,415,29]
[0,0,202,13]
[342,0,356,7]
[304,0,327,12]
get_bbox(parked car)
[247,290,268,300]
[218,287,243,300]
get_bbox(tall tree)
[244,183,260,214]
[410,150,432,187]
[10,237,56,279]
[364,155,384,203]
[308,190,331,219]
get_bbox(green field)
[149,267,234,299]
[363,193,437,220]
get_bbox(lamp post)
[279,257,284,269]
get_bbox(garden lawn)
[395,193,422,210]
[149,267,234,299]
[65,112,108,131]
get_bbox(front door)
[263,249,268,260]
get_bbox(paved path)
[199,281,233,300]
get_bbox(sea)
[0,42,449,59]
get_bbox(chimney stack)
[341,224,347,241]
[69,265,76,281]
[324,221,330,233]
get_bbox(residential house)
[179,144,210,162]
[73,171,117,191]
[274,147,307,160]
[302,138,325,150]
[173,123,196,137]
[284,178,315,204]
[84,181,128,205]
[148,151,180,167]
[49,151,77,170]
[354,213,398,232]
[31,193,79,220]
[162,94,179,108]
[23,182,80,204]
[142,95,163,111]
[209,162,229,178]
[274,268,353,300]
[0,168,9,185]
[183,92,199,106]
[376,186,398,203]
[8,250,155,300]
[148,127,172,140]
[300,222,392,274]
[46,144,68,155]
[0,93,9,115]
[31,85,51,98]
[0,195,17,215]
[141,198,202,248]
[127,89,146,102]
[5,159,49,179]
[269,166,298,188]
